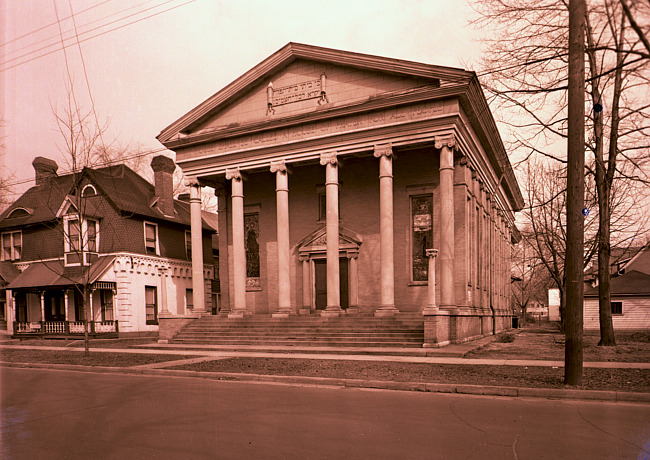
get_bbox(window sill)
[408,281,428,286]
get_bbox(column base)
[228,309,249,319]
[271,310,293,318]
[299,308,312,315]
[422,305,439,315]
[320,308,341,318]
[374,305,398,317]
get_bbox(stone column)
[374,144,397,317]
[300,256,311,314]
[320,152,341,317]
[187,177,206,313]
[437,136,456,310]
[271,160,292,317]
[423,249,439,314]
[159,266,169,314]
[227,168,247,317]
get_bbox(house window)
[100,290,114,321]
[144,222,158,255]
[245,211,260,289]
[1,231,22,261]
[186,288,193,311]
[145,286,158,325]
[81,184,97,197]
[411,194,433,282]
[611,301,623,315]
[185,230,192,260]
[317,188,340,222]
[64,217,99,265]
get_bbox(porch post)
[320,152,341,317]
[374,143,397,317]
[271,160,292,317]
[227,168,247,317]
[349,253,359,310]
[423,249,439,314]
[64,290,69,321]
[437,135,456,310]
[40,292,45,322]
[159,266,169,314]
[187,176,206,313]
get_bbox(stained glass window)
[411,195,433,282]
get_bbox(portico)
[158,43,523,344]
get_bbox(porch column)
[437,135,456,310]
[227,168,247,317]
[89,289,94,322]
[271,160,292,317]
[64,290,69,321]
[374,144,397,317]
[320,152,341,317]
[349,253,359,310]
[159,266,169,314]
[187,176,206,313]
[300,256,311,313]
[423,249,439,314]
[40,292,45,322]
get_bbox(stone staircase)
[170,313,425,348]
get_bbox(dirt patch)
[0,349,191,367]
[467,328,650,363]
[1,338,158,349]
[169,357,650,393]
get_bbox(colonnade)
[186,136,462,317]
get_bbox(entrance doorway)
[314,258,349,310]
[44,291,65,321]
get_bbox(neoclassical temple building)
[158,43,523,345]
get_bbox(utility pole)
[565,0,585,386]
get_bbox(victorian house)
[0,155,216,337]
[157,44,523,346]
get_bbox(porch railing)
[13,320,119,337]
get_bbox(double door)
[314,258,349,310]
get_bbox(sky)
[1,0,484,197]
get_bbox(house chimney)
[32,157,58,186]
[151,155,176,217]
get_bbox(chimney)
[32,157,58,186]
[150,155,176,217]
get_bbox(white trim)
[81,184,97,197]
[1,230,22,261]
[63,215,100,266]
[143,221,160,256]
[6,207,32,218]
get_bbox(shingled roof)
[0,163,215,231]
[585,270,650,297]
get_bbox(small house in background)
[584,243,650,332]
[0,155,217,338]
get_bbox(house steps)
[169,313,425,348]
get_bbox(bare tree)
[472,0,650,346]
[511,233,553,325]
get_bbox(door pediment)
[297,225,362,258]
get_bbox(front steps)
[169,313,425,348]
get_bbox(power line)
[3,0,162,58]
[0,0,196,73]
[0,0,112,49]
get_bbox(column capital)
[320,152,338,166]
[426,248,439,258]
[184,175,200,188]
[373,143,393,158]
[434,134,458,151]
[225,167,242,181]
[270,160,287,174]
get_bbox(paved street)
[2,367,649,459]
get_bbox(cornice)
[163,84,467,150]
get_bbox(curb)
[3,361,649,403]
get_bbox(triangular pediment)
[297,225,362,256]
[158,43,472,144]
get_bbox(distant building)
[0,156,217,337]
[584,243,650,332]
[548,288,561,322]
[157,43,523,345]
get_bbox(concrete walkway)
[1,343,649,369]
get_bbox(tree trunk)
[83,286,90,356]
[596,152,616,346]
